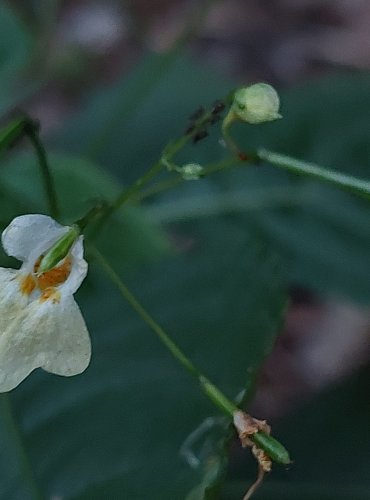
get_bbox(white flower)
[0,214,91,392]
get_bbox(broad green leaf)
[230,74,370,301]
[114,64,370,302]
[54,55,370,300]
[151,164,370,302]
[0,223,286,499]
[0,151,169,269]
[51,55,231,184]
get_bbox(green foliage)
[44,57,370,497]
[52,56,231,183]
[0,225,286,499]
[54,58,370,301]
[0,4,34,115]
[234,74,370,302]
[144,66,370,301]
[0,4,369,494]
[0,152,169,270]
[224,367,370,499]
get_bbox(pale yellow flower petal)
[0,215,91,391]
[2,214,69,265]
[39,295,91,377]
[0,290,91,392]
[0,268,27,333]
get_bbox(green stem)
[135,156,242,202]
[221,110,241,157]
[89,160,163,239]
[26,125,59,218]
[161,90,234,163]
[135,175,183,201]
[258,149,370,200]
[0,395,45,500]
[91,247,290,464]
[89,98,234,238]
[109,161,163,212]
[92,246,237,415]
[203,157,243,176]
[75,201,108,231]
[0,118,28,154]
[0,116,59,217]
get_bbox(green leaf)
[231,74,370,301]
[0,151,169,269]
[51,55,231,184]
[0,223,286,499]
[0,4,34,114]
[55,55,370,301]
[132,67,370,302]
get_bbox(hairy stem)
[258,149,370,200]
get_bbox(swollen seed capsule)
[232,83,281,124]
[251,431,291,465]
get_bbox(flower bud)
[180,163,204,181]
[232,83,281,124]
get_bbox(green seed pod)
[251,431,291,465]
[232,83,282,124]
[38,225,80,274]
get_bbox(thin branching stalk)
[89,95,235,238]
[26,125,59,218]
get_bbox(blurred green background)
[0,1,369,499]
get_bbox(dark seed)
[209,114,221,125]
[211,100,225,114]
[185,125,196,135]
[190,107,205,120]
[192,129,209,143]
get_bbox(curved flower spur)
[0,214,91,392]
